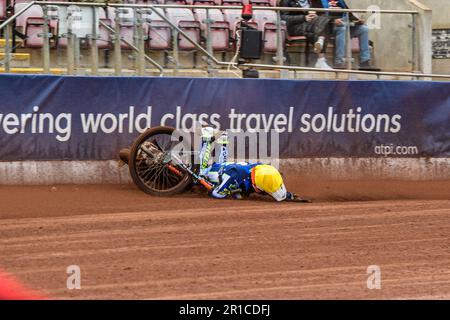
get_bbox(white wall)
[1,159,450,185]
[417,0,450,73]
[345,0,450,73]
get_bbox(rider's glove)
[286,192,297,201]
[232,193,244,200]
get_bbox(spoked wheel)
[129,126,194,196]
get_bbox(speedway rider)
[198,127,298,201]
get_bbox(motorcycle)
[122,126,310,202]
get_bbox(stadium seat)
[146,8,172,50]
[106,7,136,49]
[24,17,45,48]
[249,0,286,53]
[15,4,58,48]
[107,3,171,51]
[261,22,286,53]
[193,0,230,51]
[134,0,165,3]
[351,37,360,54]
[249,0,271,6]
[94,17,113,49]
[82,8,112,49]
[165,2,201,50]
[285,34,310,65]
[15,4,43,32]
[0,0,6,21]
[222,0,258,38]
[286,35,307,43]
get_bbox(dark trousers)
[287,15,333,53]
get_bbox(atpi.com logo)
[375,144,419,156]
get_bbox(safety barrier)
[0,74,449,184]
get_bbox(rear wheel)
[128,126,193,196]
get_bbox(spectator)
[280,0,333,70]
[323,0,376,70]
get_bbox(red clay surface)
[1,180,450,299]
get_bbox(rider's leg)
[217,131,229,164]
[199,127,215,176]
[210,169,240,199]
[210,173,232,199]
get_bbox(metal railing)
[0,1,449,80]
[1,1,165,75]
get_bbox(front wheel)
[128,126,193,196]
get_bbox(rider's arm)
[286,191,296,201]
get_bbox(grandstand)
[0,0,449,79]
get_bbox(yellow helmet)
[252,165,287,201]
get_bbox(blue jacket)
[320,0,358,20]
[320,0,345,8]
[206,162,260,198]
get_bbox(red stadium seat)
[95,8,112,49]
[134,0,165,3]
[165,2,201,50]
[193,0,230,51]
[15,4,43,31]
[106,7,152,49]
[351,37,360,53]
[96,17,113,49]
[222,0,258,38]
[261,22,286,53]
[146,8,172,50]
[0,0,6,21]
[13,3,58,48]
[249,0,271,6]
[24,17,45,48]
[250,2,286,53]
[107,7,134,49]
[147,20,172,50]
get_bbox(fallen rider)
[119,127,309,202]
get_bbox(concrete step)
[0,39,24,51]
[0,52,31,67]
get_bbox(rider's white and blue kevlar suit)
[199,130,260,199]
[205,162,260,199]
[199,129,293,200]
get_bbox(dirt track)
[1,182,450,299]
